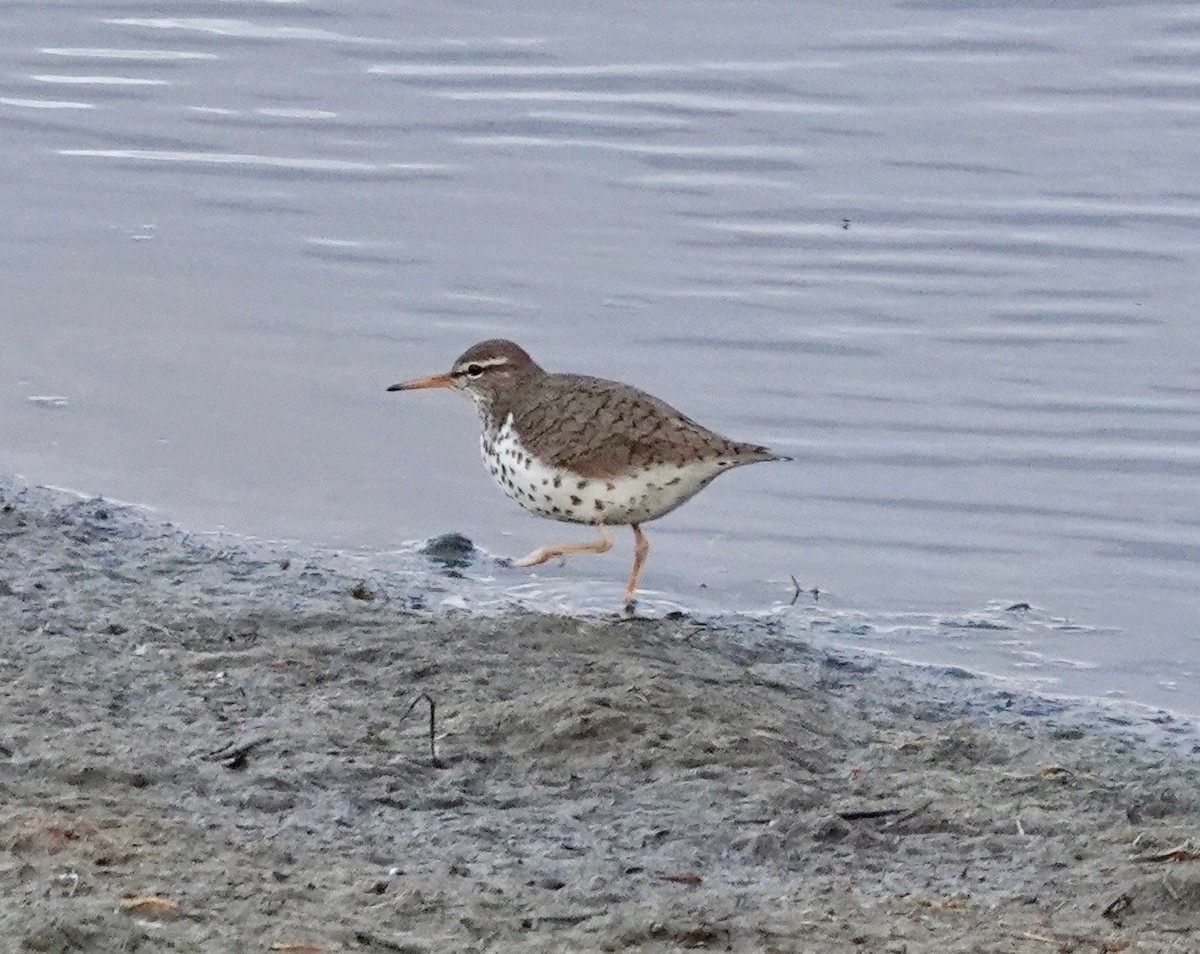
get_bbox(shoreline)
[2,479,1198,952]
[12,478,1197,732]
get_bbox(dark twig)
[837,807,906,822]
[1102,892,1132,921]
[202,735,272,770]
[882,800,933,830]
[401,692,444,768]
[1131,842,1199,863]
[790,576,819,606]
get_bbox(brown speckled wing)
[509,374,778,478]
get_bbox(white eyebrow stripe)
[455,356,510,372]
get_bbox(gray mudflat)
[1,483,1197,953]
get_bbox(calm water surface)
[1,1,1197,715]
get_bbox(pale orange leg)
[623,523,650,612]
[509,525,613,568]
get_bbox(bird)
[388,339,788,612]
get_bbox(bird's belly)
[481,419,721,525]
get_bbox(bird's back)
[504,372,783,479]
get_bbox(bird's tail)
[737,443,793,464]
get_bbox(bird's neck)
[473,371,540,436]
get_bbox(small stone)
[420,533,475,569]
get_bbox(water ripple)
[31,74,169,86]
[105,17,384,45]
[0,97,94,110]
[40,47,219,63]
[58,149,459,180]
[438,89,856,116]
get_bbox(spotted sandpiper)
[388,340,788,611]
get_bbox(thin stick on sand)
[400,692,443,768]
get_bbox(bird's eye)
[466,363,484,378]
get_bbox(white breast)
[480,414,726,525]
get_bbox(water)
[1,1,1197,715]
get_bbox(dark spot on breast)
[570,495,582,506]
[551,506,561,514]
[606,481,615,492]
[524,458,532,469]
[542,478,549,486]
[594,500,605,511]
[666,476,681,486]
[576,480,589,490]
[552,476,562,488]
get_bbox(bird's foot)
[496,552,557,569]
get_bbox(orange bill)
[387,373,454,392]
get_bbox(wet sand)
[1,480,1198,953]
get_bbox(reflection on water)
[0,1,1197,714]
